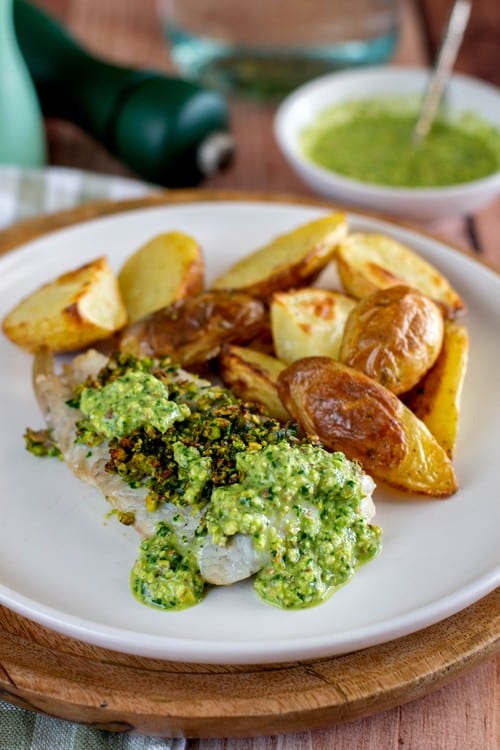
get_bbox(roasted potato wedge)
[219,344,289,421]
[118,231,204,323]
[211,213,348,299]
[278,357,457,497]
[2,257,127,353]
[271,288,356,363]
[336,233,464,317]
[119,289,267,367]
[405,321,469,457]
[340,285,444,395]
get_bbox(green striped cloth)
[0,165,154,229]
[0,703,186,749]
[0,166,187,750]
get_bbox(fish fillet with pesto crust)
[30,349,381,611]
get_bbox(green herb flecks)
[207,442,381,609]
[131,521,205,610]
[24,427,62,459]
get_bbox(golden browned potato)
[219,344,289,421]
[277,357,457,497]
[2,257,127,353]
[271,288,356,363]
[405,321,469,457]
[118,231,204,323]
[336,233,464,317]
[340,285,444,395]
[211,213,348,299]
[119,289,267,367]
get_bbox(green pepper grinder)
[13,0,234,187]
[0,0,46,166]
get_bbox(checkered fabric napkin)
[0,166,186,750]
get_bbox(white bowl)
[274,66,500,220]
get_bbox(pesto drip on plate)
[48,352,381,611]
[206,442,381,609]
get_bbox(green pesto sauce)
[207,442,381,609]
[302,98,500,188]
[24,427,62,459]
[132,441,381,611]
[79,370,190,439]
[64,354,381,612]
[131,521,205,610]
[98,360,299,512]
[172,442,211,507]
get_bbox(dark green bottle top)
[14,0,233,186]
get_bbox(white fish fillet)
[32,349,264,585]
[32,349,376,588]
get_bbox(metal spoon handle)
[413,0,472,144]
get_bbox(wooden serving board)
[0,593,498,738]
[0,192,498,738]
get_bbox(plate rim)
[0,189,498,666]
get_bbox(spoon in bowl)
[412,0,472,145]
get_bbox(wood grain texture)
[0,193,498,742]
[0,591,497,738]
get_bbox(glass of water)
[159,0,399,98]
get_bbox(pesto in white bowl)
[275,67,500,220]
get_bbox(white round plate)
[0,200,498,664]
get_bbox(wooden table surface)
[18,1,500,748]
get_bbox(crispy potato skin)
[278,356,457,496]
[340,285,444,394]
[219,344,289,422]
[279,357,407,468]
[336,233,465,317]
[119,290,267,366]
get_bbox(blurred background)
[11,0,496,257]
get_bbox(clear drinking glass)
[159,0,399,98]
